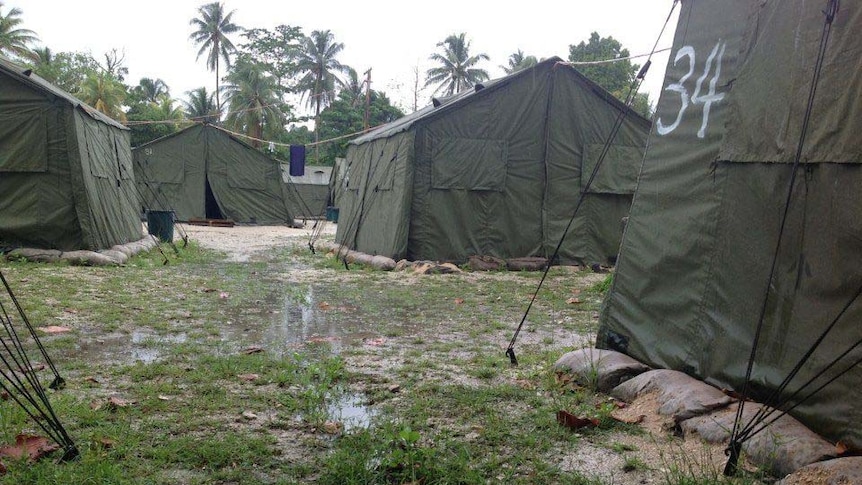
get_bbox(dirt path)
[180,222,337,262]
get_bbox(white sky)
[8,0,678,114]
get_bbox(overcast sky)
[8,0,678,115]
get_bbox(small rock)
[388,384,401,393]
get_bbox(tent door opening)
[204,176,224,219]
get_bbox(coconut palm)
[78,71,127,122]
[0,1,38,59]
[223,59,283,146]
[183,87,220,123]
[501,49,537,74]
[189,2,241,116]
[425,33,489,97]
[295,29,349,159]
[134,77,170,104]
[340,67,365,108]
[29,45,52,67]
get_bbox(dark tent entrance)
[204,175,224,220]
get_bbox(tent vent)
[432,98,442,108]
[474,83,485,92]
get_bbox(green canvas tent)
[335,58,651,264]
[133,123,296,224]
[598,0,861,448]
[0,56,142,251]
[282,165,331,219]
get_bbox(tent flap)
[0,108,48,172]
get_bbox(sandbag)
[506,257,548,271]
[60,250,118,267]
[467,255,506,271]
[370,255,396,271]
[99,249,129,265]
[681,403,836,477]
[777,456,862,484]
[5,248,62,263]
[611,369,733,422]
[554,348,651,393]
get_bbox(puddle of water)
[327,392,375,431]
[72,329,187,364]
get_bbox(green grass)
[0,239,760,484]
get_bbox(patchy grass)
[0,237,760,484]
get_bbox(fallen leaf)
[242,346,263,355]
[85,376,100,384]
[241,411,258,420]
[454,298,465,305]
[514,379,535,390]
[0,434,60,462]
[107,396,135,410]
[62,308,78,314]
[238,374,259,382]
[90,400,103,411]
[0,391,8,401]
[556,410,598,430]
[322,421,342,435]
[20,363,46,374]
[96,437,116,449]
[836,441,849,455]
[566,297,582,305]
[363,338,385,346]
[318,302,331,310]
[157,395,173,401]
[39,326,72,334]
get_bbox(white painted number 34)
[656,41,727,138]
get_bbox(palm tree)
[223,59,283,146]
[501,49,538,74]
[79,71,127,122]
[134,77,170,103]
[29,45,52,67]
[184,87,220,123]
[0,1,38,59]
[425,33,489,97]
[188,2,241,117]
[295,29,348,159]
[340,67,365,108]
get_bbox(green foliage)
[315,89,404,163]
[425,32,490,96]
[126,95,186,147]
[182,86,219,123]
[30,50,101,94]
[189,2,242,112]
[223,56,287,145]
[569,32,653,118]
[0,1,38,59]
[78,70,128,122]
[240,24,304,91]
[502,49,538,74]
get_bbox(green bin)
[326,206,339,222]
[146,210,175,242]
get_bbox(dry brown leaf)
[0,434,60,462]
[0,391,8,401]
[85,376,100,384]
[90,400,103,411]
[454,298,465,305]
[107,396,135,410]
[62,308,78,314]
[39,326,72,334]
[97,437,116,449]
[242,346,264,355]
[238,374,259,381]
[157,395,173,401]
[565,297,582,305]
[322,421,342,435]
[836,441,849,455]
[318,302,331,310]
[611,412,645,425]
[241,411,258,420]
[556,410,598,430]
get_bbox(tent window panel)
[0,109,48,173]
[85,122,117,179]
[115,136,134,180]
[431,137,507,191]
[581,144,643,194]
[138,146,185,184]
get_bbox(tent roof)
[0,55,128,131]
[351,56,650,144]
[134,122,285,164]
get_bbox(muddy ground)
[178,223,735,484]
